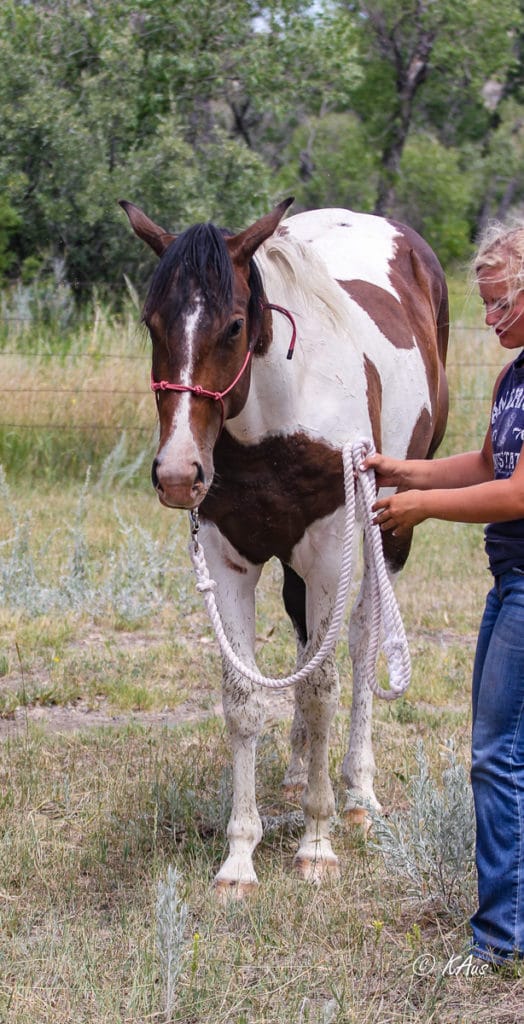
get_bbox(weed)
[370,739,476,917]
[0,469,183,623]
[156,865,189,1021]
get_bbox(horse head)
[120,198,293,509]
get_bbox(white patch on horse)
[180,295,202,386]
[283,208,401,300]
[228,216,429,454]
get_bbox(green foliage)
[394,134,477,264]
[0,0,361,293]
[0,0,523,289]
[0,197,20,276]
[278,113,378,212]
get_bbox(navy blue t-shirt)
[484,349,524,575]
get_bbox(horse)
[120,197,449,897]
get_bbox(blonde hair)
[474,220,524,309]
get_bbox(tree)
[344,0,521,216]
[0,0,362,292]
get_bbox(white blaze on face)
[157,292,204,468]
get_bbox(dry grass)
[1,716,522,1023]
[1,281,522,1022]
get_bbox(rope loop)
[189,438,411,699]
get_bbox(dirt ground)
[0,687,297,739]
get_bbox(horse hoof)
[344,806,372,833]
[213,879,259,903]
[293,854,340,884]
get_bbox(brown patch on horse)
[380,406,437,574]
[338,280,415,350]
[255,302,274,356]
[364,355,382,453]
[405,407,433,460]
[388,220,449,367]
[387,225,449,455]
[201,430,344,565]
[342,225,449,460]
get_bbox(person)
[364,220,524,965]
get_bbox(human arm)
[363,446,493,492]
[372,462,524,534]
[366,365,524,532]
[363,362,511,496]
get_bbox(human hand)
[362,453,408,489]
[372,490,426,535]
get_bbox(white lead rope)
[188,438,410,701]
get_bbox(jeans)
[470,569,524,961]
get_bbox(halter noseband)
[150,303,297,432]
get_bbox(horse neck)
[229,241,353,442]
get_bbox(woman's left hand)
[372,490,427,535]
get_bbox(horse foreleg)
[216,665,267,899]
[293,652,340,882]
[198,523,264,899]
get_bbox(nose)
[151,457,207,508]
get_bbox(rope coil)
[189,438,410,700]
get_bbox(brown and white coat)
[122,201,448,896]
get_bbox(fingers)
[361,453,398,488]
[372,498,393,530]
[362,454,381,472]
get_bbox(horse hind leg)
[343,532,411,827]
[293,648,340,883]
[282,548,342,882]
[281,564,308,801]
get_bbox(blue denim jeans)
[470,569,524,962]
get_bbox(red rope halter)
[150,303,297,432]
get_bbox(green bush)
[394,134,478,265]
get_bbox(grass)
[1,280,522,1022]
[0,296,155,483]
[1,720,522,1023]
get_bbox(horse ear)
[119,200,176,256]
[228,197,294,264]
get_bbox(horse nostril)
[151,458,161,490]
[193,462,205,489]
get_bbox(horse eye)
[228,319,244,339]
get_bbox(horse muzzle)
[151,456,208,509]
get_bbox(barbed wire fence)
[0,322,504,443]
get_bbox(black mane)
[143,222,265,344]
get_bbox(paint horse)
[121,198,449,897]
